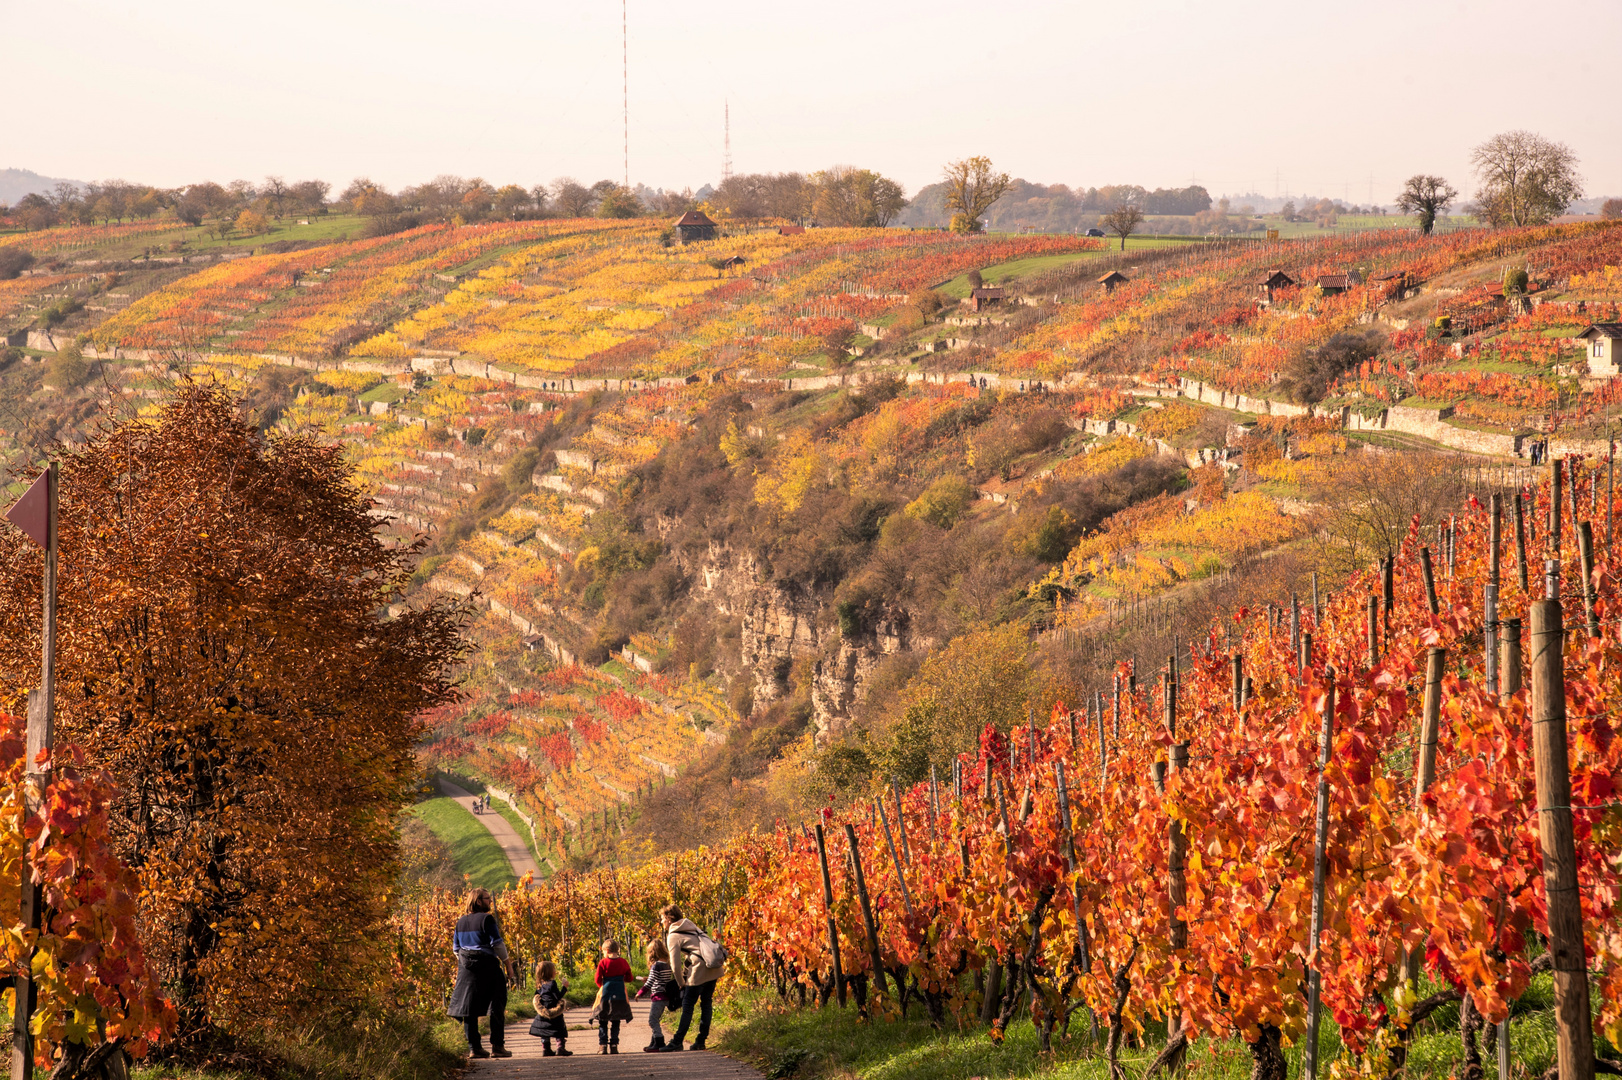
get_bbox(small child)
[593,939,634,1054]
[635,938,677,1052]
[528,961,572,1057]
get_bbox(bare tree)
[262,176,290,219]
[552,178,597,218]
[1470,130,1582,227]
[1313,450,1470,574]
[1394,175,1458,235]
[941,156,1012,234]
[809,167,908,227]
[1601,198,1622,221]
[1100,203,1145,250]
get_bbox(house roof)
[1371,270,1408,282]
[718,255,748,267]
[673,210,716,227]
[1098,271,1130,284]
[1260,270,1296,286]
[778,224,805,235]
[1577,323,1622,339]
[1316,272,1363,289]
[970,286,1006,299]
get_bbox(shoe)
[662,1043,684,1052]
[692,1039,706,1051]
[557,1048,573,1057]
[492,1049,512,1058]
[610,1046,619,1054]
[599,1046,609,1055]
[643,1041,664,1053]
[470,1049,491,1059]
[542,1048,555,1057]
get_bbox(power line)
[622,0,629,190]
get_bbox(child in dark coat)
[528,961,572,1057]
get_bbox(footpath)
[469,992,761,1077]
[438,779,540,881]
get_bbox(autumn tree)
[809,167,907,227]
[942,156,1012,234]
[0,385,467,1041]
[1100,203,1145,250]
[596,185,644,219]
[1394,174,1458,234]
[552,178,597,218]
[1470,130,1582,227]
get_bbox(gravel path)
[467,993,762,1077]
[438,779,539,882]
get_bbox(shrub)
[464,426,486,447]
[1503,267,1529,295]
[903,474,973,529]
[44,346,90,389]
[0,248,35,280]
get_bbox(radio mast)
[622,0,628,190]
[723,99,732,184]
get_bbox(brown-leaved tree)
[0,383,467,1041]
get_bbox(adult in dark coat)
[447,888,513,1058]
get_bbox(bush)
[43,346,90,389]
[903,474,973,529]
[0,248,35,280]
[361,213,421,239]
[1503,267,1529,295]
[504,446,540,492]
[1278,330,1382,405]
[464,426,486,447]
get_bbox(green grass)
[411,796,517,891]
[710,973,1577,1080]
[359,383,406,404]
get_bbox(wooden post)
[1232,654,1244,711]
[1311,570,1321,624]
[1163,669,1176,736]
[1112,674,1120,738]
[891,777,911,864]
[843,823,887,998]
[994,775,1012,857]
[1420,547,1439,615]
[11,462,56,1080]
[1579,521,1599,638]
[1299,631,1312,677]
[1097,698,1108,792]
[1301,675,1336,1080]
[1054,760,1091,977]
[1167,742,1188,954]
[1487,494,1502,695]
[1551,457,1563,558]
[875,799,915,918]
[1381,556,1395,637]
[1290,593,1300,655]
[1367,594,1380,667]
[1516,489,1530,595]
[1501,617,1523,696]
[1415,648,1445,806]
[1529,599,1595,1080]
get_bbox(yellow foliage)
[1053,436,1152,479]
[754,432,826,514]
[313,369,380,393]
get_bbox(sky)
[9,0,1621,204]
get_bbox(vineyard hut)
[672,209,718,244]
[1315,271,1363,296]
[1098,270,1129,294]
[1579,323,1622,377]
[778,224,805,236]
[969,286,1006,312]
[1257,270,1296,303]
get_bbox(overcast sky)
[10,0,1620,203]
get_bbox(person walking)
[590,939,634,1054]
[447,888,513,1059]
[657,904,725,1052]
[636,939,677,1052]
[527,960,572,1057]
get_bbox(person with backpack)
[657,903,725,1052]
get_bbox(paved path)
[470,993,761,1078]
[438,780,539,881]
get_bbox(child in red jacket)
[593,940,634,1053]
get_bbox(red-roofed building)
[673,209,717,244]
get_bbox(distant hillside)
[0,167,82,204]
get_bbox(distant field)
[411,796,517,891]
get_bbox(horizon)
[8,0,1620,206]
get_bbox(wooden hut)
[673,209,718,244]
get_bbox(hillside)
[4,213,1621,871]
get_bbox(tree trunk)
[1248,1024,1286,1080]
[1461,993,1486,1080]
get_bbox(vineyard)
[393,465,1622,1080]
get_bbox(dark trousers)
[463,1000,504,1052]
[670,981,715,1046]
[598,1017,620,1046]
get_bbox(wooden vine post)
[1578,521,1599,638]
[891,777,911,864]
[1231,654,1244,711]
[842,822,887,999]
[1515,489,1530,595]
[1420,546,1440,614]
[875,798,915,918]
[814,823,846,1008]
[1501,617,1523,696]
[1366,594,1380,667]
[1381,556,1395,638]
[1164,669,1188,1041]
[1301,674,1336,1080]
[1487,494,1501,694]
[1529,598,1595,1080]
[1054,759,1096,1038]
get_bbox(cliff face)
[679,540,916,738]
